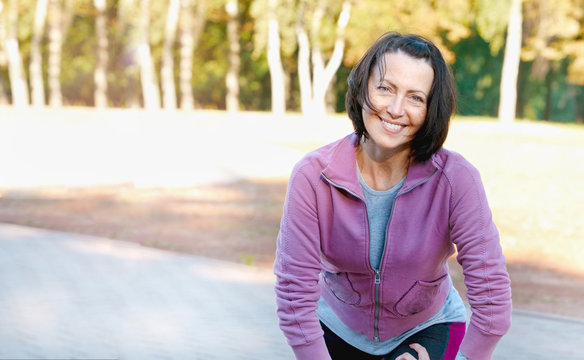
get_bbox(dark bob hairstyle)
[345,32,457,162]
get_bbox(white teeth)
[383,121,404,131]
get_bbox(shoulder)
[291,133,356,178]
[433,147,481,180]
[432,148,485,193]
[284,134,355,203]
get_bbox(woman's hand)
[394,343,430,360]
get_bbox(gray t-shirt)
[356,167,405,270]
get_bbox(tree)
[474,0,511,56]
[266,0,285,114]
[521,0,584,121]
[5,0,29,106]
[250,0,297,114]
[178,0,207,110]
[345,0,472,66]
[473,0,522,123]
[225,0,240,112]
[47,0,62,107]
[137,0,160,109]
[498,0,522,123]
[30,0,48,106]
[47,0,74,107]
[0,0,7,105]
[161,0,180,109]
[115,0,140,107]
[296,0,352,115]
[94,0,108,107]
[179,0,194,110]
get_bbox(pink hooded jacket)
[274,133,512,360]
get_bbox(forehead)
[370,51,434,89]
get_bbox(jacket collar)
[321,133,440,197]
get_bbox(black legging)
[321,321,461,360]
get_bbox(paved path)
[0,223,292,360]
[1,223,583,359]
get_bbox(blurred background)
[0,0,582,120]
[0,0,583,322]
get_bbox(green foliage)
[451,33,503,116]
[518,60,584,122]
[332,62,350,113]
[239,0,271,110]
[474,0,511,55]
[16,0,35,44]
[522,0,584,86]
[453,32,584,123]
[0,0,582,122]
[192,17,228,109]
[345,0,473,65]
[61,9,96,105]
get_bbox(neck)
[357,138,410,191]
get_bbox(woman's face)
[361,51,434,155]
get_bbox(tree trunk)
[30,0,49,107]
[296,3,312,114]
[267,0,285,115]
[305,0,351,116]
[62,0,74,34]
[94,0,108,108]
[179,0,194,110]
[6,0,29,107]
[308,0,325,115]
[117,0,140,108]
[47,0,63,107]
[137,0,160,109]
[161,0,179,109]
[0,3,8,105]
[179,0,206,110]
[498,0,522,123]
[225,0,240,112]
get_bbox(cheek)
[362,104,378,121]
[412,108,427,127]
[362,96,378,114]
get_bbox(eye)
[377,85,390,92]
[410,95,425,103]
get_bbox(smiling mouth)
[380,118,405,131]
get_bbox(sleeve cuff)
[459,322,503,360]
[292,336,331,360]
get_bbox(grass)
[446,117,584,276]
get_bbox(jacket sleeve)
[448,162,512,360]
[274,164,331,360]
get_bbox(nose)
[387,96,405,118]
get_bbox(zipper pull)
[375,270,381,285]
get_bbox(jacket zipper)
[322,168,438,342]
[373,269,381,342]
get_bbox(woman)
[274,32,512,360]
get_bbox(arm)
[274,165,331,360]
[448,163,512,360]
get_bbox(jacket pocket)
[323,271,361,305]
[393,274,448,317]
